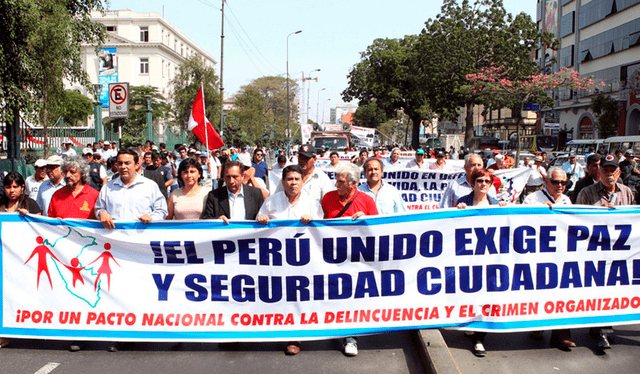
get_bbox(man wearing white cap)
[36,155,66,216]
[61,141,77,159]
[26,159,48,200]
[102,141,116,160]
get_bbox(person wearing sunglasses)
[522,167,574,349]
[455,168,507,210]
[523,167,571,207]
[454,167,506,357]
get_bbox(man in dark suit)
[203,160,264,222]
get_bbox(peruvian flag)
[188,85,224,150]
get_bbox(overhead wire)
[224,14,268,76]
[225,2,281,74]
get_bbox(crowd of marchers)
[0,138,637,358]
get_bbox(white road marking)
[34,362,60,374]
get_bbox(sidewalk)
[418,324,640,374]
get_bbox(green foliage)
[227,76,299,148]
[342,35,431,149]
[591,93,619,138]
[56,89,94,126]
[0,0,105,155]
[418,0,546,148]
[170,55,220,141]
[119,86,170,147]
[352,101,388,129]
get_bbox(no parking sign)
[108,82,129,118]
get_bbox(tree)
[55,90,94,126]
[0,0,105,156]
[418,0,552,150]
[170,55,220,141]
[118,86,170,146]
[352,101,388,129]
[465,66,603,160]
[228,76,299,147]
[590,93,619,138]
[342,35,432,149]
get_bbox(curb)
[414,329,461,374]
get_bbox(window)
[106,26,116,32]
[140,58,149,74]
[181,43,184,56]
[162,59,165,78]
[140,26,149,42]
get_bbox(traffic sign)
[109,83,129,118]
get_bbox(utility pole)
[219,0,225,138]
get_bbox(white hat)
[495,154,504,160]
[82,148,93,155]
[34,159,47,168]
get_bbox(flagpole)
[201,82,209,151]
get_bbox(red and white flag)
[188,85,224,150]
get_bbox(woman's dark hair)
[3,171,25,188]
[177,157,203,184]
[0,171,28,210]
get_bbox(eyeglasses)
[255,153,263,157]
[475,179,492,184]
[549,179,567,186]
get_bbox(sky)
[107,0,536,123]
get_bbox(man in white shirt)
[382,147,404,169]
[36,155,66,216]
[405,149,428,169]
[358,158,407,214]
[257,164,323,224]
[324,152,341,171]
[277,144,334,202]
[26,159,48,200]
[561,152,585,191]
[95,148,168,229]
[60,142,77,159]
[523,167,571,207]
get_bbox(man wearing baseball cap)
[406,149,428,169]
[429,150,454,171]
[619,149,640,184]
[277,144,333,202]
[36,155,66,216]
[26,159,48,200]
[576,154,635,352]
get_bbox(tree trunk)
[464,101,475,152]
[411,116,421,150]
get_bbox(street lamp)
[145,95,153,142]
[286,30,302,144]
[307,69,320,124]
[322,98,331,125]
[93,83,103,142]
[316,88,326,123]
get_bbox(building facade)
[68,9,216,135]
[536,0,640,140]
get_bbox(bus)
[472,136,499,150]
[602,135,640,155]
[563,139,605,155]
[508,135,558,152]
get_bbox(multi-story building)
[68,9,216,134]
[536,0,640,139]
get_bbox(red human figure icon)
[24,236,62,290]
[62,258,86,288]
[87,243,120,292]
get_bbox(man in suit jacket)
[203,160,264,222]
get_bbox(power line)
[225,2,281,74]
[224,15,268,77]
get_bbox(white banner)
[269,167,531,210]
[3,207,640,341]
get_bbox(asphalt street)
[0,331,426,374]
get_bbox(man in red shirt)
[48,156,99,220]
[322,162,378,219]
[321,162,377,357]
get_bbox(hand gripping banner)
[2,206,640,342]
